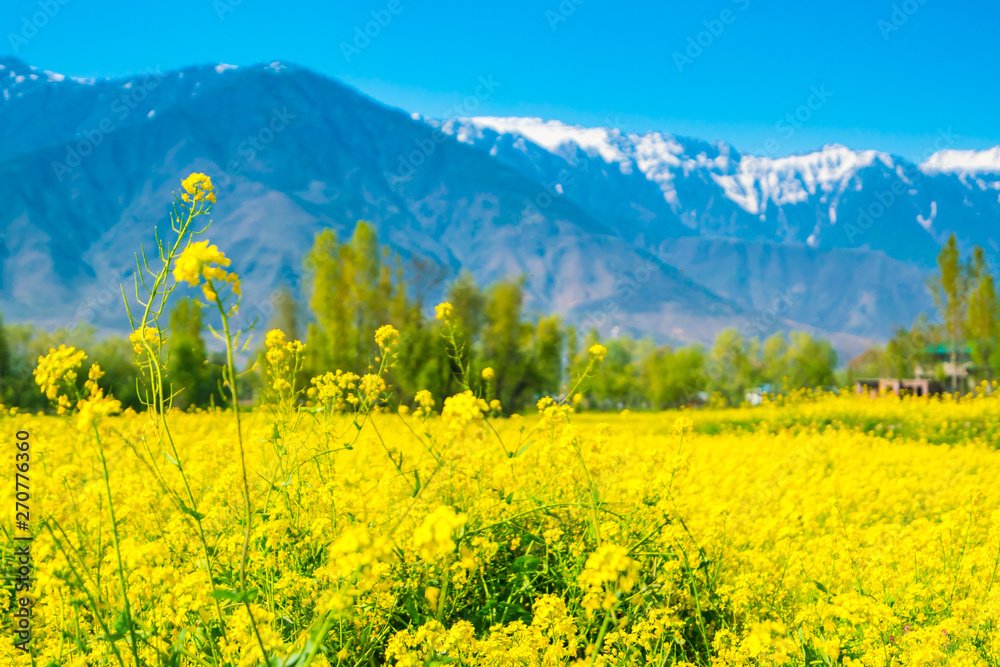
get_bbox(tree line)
[0,222,841,412]
[847,233,999,391]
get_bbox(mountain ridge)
[2,57,996,361]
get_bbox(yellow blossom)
[588,344,608,362]
[413,506,467,561]
[173,240,240,302]
[180,172,216,203]
[375,324,399,349]
[129,327,161,355]
[435,302,455,321]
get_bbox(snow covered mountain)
[1,57,997,360]
[437,116,1000,264]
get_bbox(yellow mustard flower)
[129,326,161,355]
[180,172,216,204]
[173,240,240,302]
[588,344,608,362]
[413,505,467,562]
[435,302,455,321]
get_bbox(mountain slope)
[3,58,998,360]
[0,58,744,351]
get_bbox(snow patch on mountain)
[714,145,893,214]
[921,147,1000,174]
[438,117,900,217]
[445,117,630,166]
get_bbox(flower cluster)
[588,343,608,362]
[310,370,361,412]
[172,240,241,303]
[413,389,435,418]
[441,390,489,437]
[76,364,122,431]
[413,505,467,562]
[434,302,455,321]
[578,544,639,616]
[264,329,306,395]
[374,324,399,350]
[129,326,161,356]
[358,373,387,406]
[33,345,87,413]
[180,172,216,204]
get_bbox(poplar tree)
[168,298,214,409]
[929,234,966,391]
[965,245,998,381]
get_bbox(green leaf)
[814,580,830,594]
[212,588,258,604]
[513,555,541,572]
[178,501,206,522]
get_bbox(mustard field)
[5,391,1000,667]
[6,175,1000,667]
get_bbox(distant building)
[855,377,945,398]
[913,344,974,386]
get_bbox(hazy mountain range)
[2,56,999,360]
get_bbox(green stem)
[94,428,144,667]
[216,293,271,665]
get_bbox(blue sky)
[2,0,997,161]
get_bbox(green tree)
[587,336,640,409]
[90,336,143,410]
[481,278,534,411]
[784,332,837,388]
[305,222,398,377]
[929,233,967,391]
[167,298,215,409]
[641,344,707,409]
[707,328,759,404]
[0,313,10,404]
[269,286,300,342]
[965,246,998,381]
[444,272,486,388]
[564,325,581,394]
[531,314,565,398]
[760,332,789,388]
